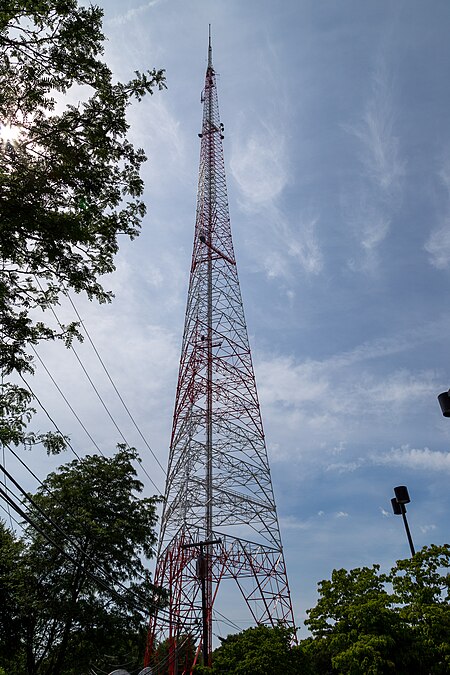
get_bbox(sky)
[4,0,450,640]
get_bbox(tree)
[0,523,26,671]
[302,545,450,674]
[391,544,450,673]
[0,447,165,674]
[0,1,165,449]
[208,625,301,675]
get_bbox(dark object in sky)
[438,390,450,417]
[394,485,411,504]
[391,485,415,557]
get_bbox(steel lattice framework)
[146,34,295,673]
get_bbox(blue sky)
[5,0,450,637]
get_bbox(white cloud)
[425,159,450,268]
[287,217,324,275]
[353,65,405,196]
[424,221,450,269]
[279,515,311,530]
[132,97,187,193]
[372,445,450,473]
[323,445,450,477]
[326,460,364,474]
[257,356,329,407]
[108,0,165,26]
[254,210,324,282]
[230,123,288,208]
[361,370,438,405]
[343,59,404,271]
[419,524,437,534]
[258,350,437,414]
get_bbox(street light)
[391,485,416,557]
[438,390,450,417]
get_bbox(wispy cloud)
[419,524,437,534]
[279,515,311,530]
[287,216,323,275]
[425,158,450,268]
[254,210,324,281]
[351,65,404,196]
[230,121,288,209]
[258,355,438,413]
[326,446,450,475]
[229,42,323,283]
[343,58,405,271]
[108,0,165,26]
[131,97,186,194]
[372,445,450,473]
[256,321,445,469]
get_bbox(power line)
[0,446,162,605]
[4,439,159,563]
[0,496,22,529]
[212,608,242,633]
[32,279,164,494]
[0,483,152,617]
[19,373,81,459]
[31,345,105,456]
[28,349,163,494]
[66,292,166,475]
[1,443,14,530]
[0,472,175,623]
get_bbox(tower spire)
[208,24,212,69]
[145,35,295,674]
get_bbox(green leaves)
[0,447,164,674]
[303,545,450,674]
[211,625,299,675]
[0,0,166,447]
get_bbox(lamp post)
[391,485,415,557]
[437,390,450,417]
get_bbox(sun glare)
[0,124,21,143]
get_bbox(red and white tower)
[146,32,295,673]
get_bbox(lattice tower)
[146,33,295,673]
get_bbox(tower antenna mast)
[146,31,295,674]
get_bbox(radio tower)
[146,30,295,673]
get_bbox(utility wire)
[0,477,177,623]
[1,443,14,530]
[4,440,159,562]
[31,345,105,456]
[32,278,164,494]
[0,497,22,529]
[19,373,81,459]
[0,484,153,617]
[28,348,162,494]
[0,451,166,614]
[212,608,242,632]
[66,292,166,475]
[2,457,203,673]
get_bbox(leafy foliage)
[209,625,300,675]
[197,546,450,675]
[0,0,165,449]
[303,544,450,674]
[0,447,165,674]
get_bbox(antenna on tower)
[208,24,212,69]
[145,34,295,674]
